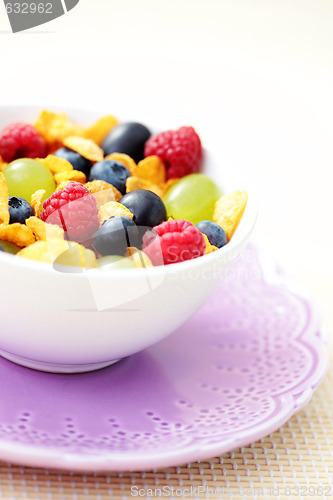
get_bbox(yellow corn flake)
[31,189,46,217]
[35,110,120,151]
[26,216,64,241]
[161,178,179,198]
[17,239,69,263]
[0,156,8,172]
[37,155,73,174]
[126,176,163,198]
[203,234,218,254]
[136,156,166,185]
[54,170,86,186]
[0,173,9,225]
[17,240,96,267]
[85,180,114,194]
[127,247,153,268]
[213,190,248,242]
[98,201,133,224]
[105,153,137,175]
[85,180,122,206]
[94,190,122,207]
[63,136,104,162]
[56,181,71,191]
[0,223,35,247]
[83,115,118,144]
[35,110,84,145]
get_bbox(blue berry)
[196,220,227,248]
[54,147,92,176]
[8,196,34,224]
[93,216,139,256]
[102,122,151,163]
[120,190,166,227]
[89,160,130,195]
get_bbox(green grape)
[54,243,97,269]
[3,159,56,205]
[163,174,221,225]
[0,240,20,255]
[97,255,136,270]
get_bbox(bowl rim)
[0,103,258,278]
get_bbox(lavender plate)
[0,245,327,472]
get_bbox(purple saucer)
[0,245,327,471]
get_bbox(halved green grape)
[163,174,221,225]
[53,243,97,270]
[97,255,136,270]
[3,159,56,205]
[0,240,20,255]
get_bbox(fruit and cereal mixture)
[0,111,248,269]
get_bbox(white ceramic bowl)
[0,105,257,373]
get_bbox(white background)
[0,0,332,328]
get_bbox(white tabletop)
[0,0,332,331]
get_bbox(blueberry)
[196,220,227,248]
[89,160,131,195]
[102,122,151,163]
[54,147,92,176]
[93,216,139,256]
[120,190,167,228]
[0,244,3,252]
[8,197,34,225]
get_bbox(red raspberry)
[144,126,202,179]
[40,182,99,243]
[143,219,206,266]
[0,122,47,163]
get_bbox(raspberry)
[144,126,202,179]
[143,219,206,266]
[40,182,99,243]
[0,122,47,163]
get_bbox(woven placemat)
[0,319,331,499]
